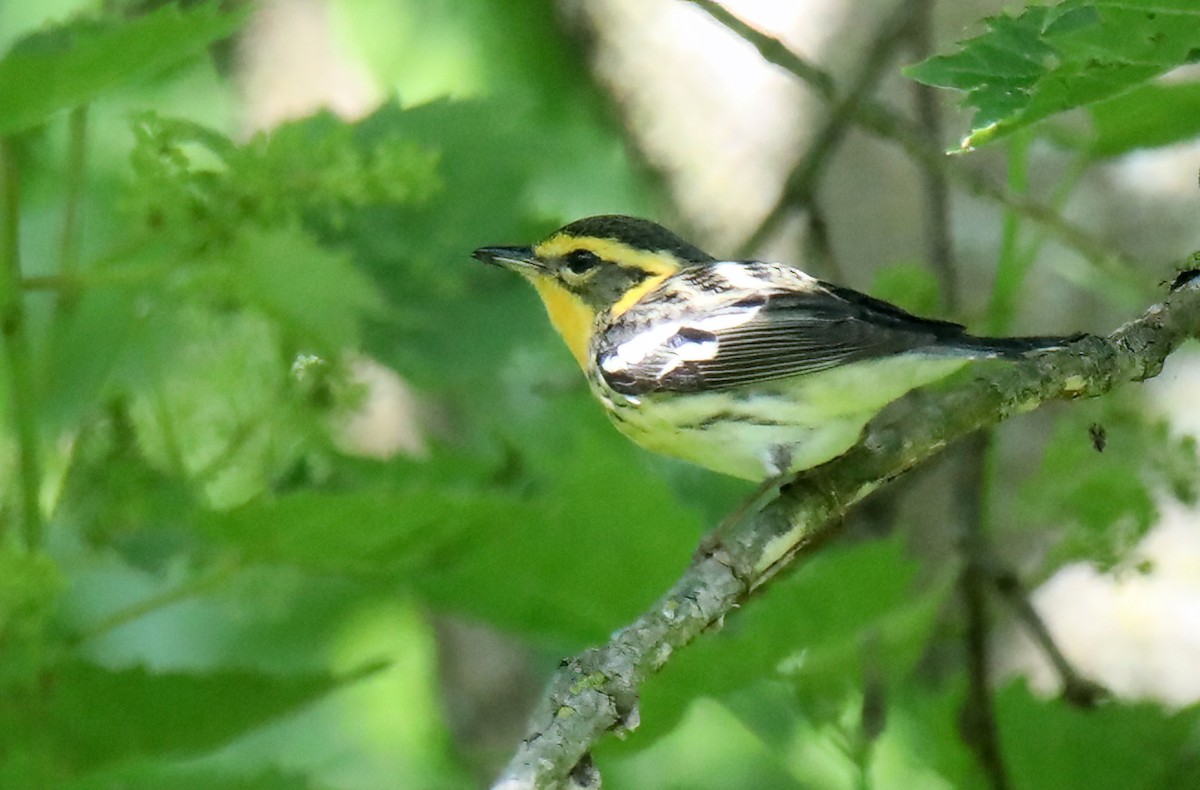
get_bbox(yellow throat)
[531,277,594,368]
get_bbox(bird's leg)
[695,446,794,560]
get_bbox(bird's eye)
[563,249,601,276]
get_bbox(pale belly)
[592,354,970,481]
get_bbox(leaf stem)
[72,557,237,645]
[57,105,89,314]
[987,131,1032,334]
[22,235,171,294]
[0,138,43,550]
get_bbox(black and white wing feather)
[596,261,1006,396]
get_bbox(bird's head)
[474,215,713,366]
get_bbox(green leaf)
[602,694,809,790]
[125,111,440,260]
[342,99,653,389]
[201,473,504,580]
[410,394,706,644]
[871,681,980,789]
[40,273,189,436]
[0,548,65,689]
[63,763,325,790]
[906,0,1200,149]
[1088,81,1200,157]
[56,413,204,568]
[998,682,1200,788]
[120,308,314,509]
[1017,396,1197,569]
[225,226,385,351]
[205,416,705,646]
[0,4,247,134]
[0,660,379,777]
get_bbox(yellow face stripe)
[534,235,681,319]
[610,269,672,318]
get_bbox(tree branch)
[492,277,1200,789]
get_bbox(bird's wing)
[596,261,971,396]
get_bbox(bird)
[474,215,1073,483]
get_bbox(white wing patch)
[712,261,770,290]
[600,322,681,373]
[600,303,761,378]
[711,260,818,292]
[674,336,719,361]
[603,322,720,378]
[692,307,762,332]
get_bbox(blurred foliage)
[0,1,1199,788]
[0,4,245,134]
[1086,82,1200,158]
[1018,396,1199,571]
[996,682,1200,788]
[870,262,945,316]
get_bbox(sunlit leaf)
[871,262,945,316]
[906,0,1200,149]
[1087,81,1200,157]
[206,414,705,647]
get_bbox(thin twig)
[684,0,834,101]
[803,196,841,279]
[907,0,957,311]
[687,0,1146,297]
[906,4,1008,784]
[71,557,237,645]
[0,138,43,551]
[494,276,1200,789]
[739,0,915,256]
[987,130,1034,335]
[860,108,1149,300]
[954,433,1010,790]
[21,241,169,292]
[989,566,1108,708]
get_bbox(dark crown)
[555,215,715,264]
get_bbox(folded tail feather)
[952,332,1088,359]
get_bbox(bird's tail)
[957,332,1087,359]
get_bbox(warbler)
[474,215,1070,482]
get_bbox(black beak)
[472,246,539,271]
